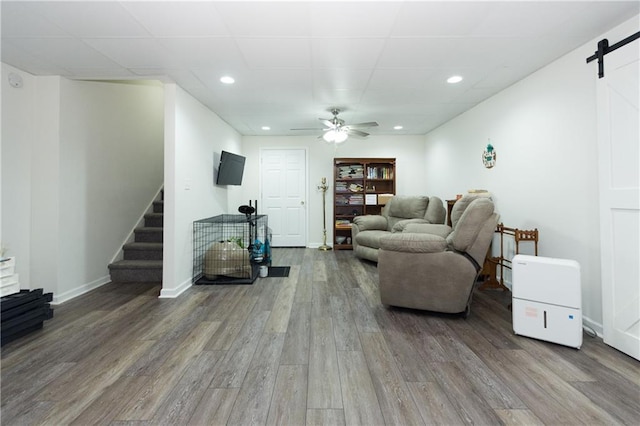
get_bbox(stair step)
[144,212,163,228]
[108,260,162,282]
[134,227,163,243]
[123,242,163,260]
[153,200,164,213]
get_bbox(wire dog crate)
[192,214,270,285]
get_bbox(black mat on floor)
[267,266,290,277]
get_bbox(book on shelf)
[367,166,394,179]
[365,194,377,205]
[338,165,364,179]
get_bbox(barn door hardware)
[586,31,640,78]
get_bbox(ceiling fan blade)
[347,129,370,138]
[344,121,379,129]
[319,119,334,127]
[291,127,324,131]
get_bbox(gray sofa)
[351,195,446,262]
[377,195,499,316]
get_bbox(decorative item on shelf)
[482,140,496,169]
[348,183,363,192]
[317,177,332,251]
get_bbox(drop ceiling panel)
[1,1,637,136]
[215,1,311,37]
[390,1,494,37]
[309,2,402,37]
[312,68,373,91]
[27,1,149,37]
[1,2,69,37]
[311,38,386,69]
[158,37,245,68]
[10,37,121,70]
[122,1,230,37]
[83,38,181,69]
[236,38,311,69]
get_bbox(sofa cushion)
[404,223,452,239]
[449,194,491,228]
[387,196,429,219]
[391,218,430,233]
[355,230,390,250]
[448,198,495,252]
[380,233,448,253]
[424,196,446,224]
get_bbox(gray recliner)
[377,196,499,316]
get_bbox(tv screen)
[216,151,246,185]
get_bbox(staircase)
[108,195,163,282]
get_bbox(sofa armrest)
[403,223,453,239]
[380,233,448,254]
[391,218,429,233]
[352,215,388,231]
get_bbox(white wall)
[1,65,164,302]
[241,135,427,246]
[423,16,639,331]
[161,84,242,297]
[56,79,164,301]
[1,64,38,287]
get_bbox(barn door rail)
[586,31,640,78]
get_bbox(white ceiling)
[2,1,638,136]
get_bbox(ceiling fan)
[291,108,378,143]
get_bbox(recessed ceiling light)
[220,75,235,84]
[393,125,403,130]
[261,126,271,131]
[447,75,463,84]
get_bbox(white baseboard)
[159,278,192,298]
[582,316,603,337]
[51,275,111,305]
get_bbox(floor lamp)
[318,177,332,251]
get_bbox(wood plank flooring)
[2,248,639,425]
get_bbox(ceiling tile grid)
[1,1,638,136]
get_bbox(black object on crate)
[1,289,54,346]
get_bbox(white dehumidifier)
[512,254,582,349]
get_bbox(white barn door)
[260,149,307,247]
[597,40,640,360]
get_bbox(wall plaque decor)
[483,142,496,168]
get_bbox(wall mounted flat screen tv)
[216,150,246,185]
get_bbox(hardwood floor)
[2,248,639,425]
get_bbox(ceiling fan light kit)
[292,108,378,144]
[323,129,348,144]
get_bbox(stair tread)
[144,212,163,217]
[123,242,163,250]
[109,260,163,269]
[135,227,163,232]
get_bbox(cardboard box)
[378,194,394,205]
[0,257,16,277]
[1,273,20,297]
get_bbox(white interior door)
[260,149,307,247]
[597,40,640,360]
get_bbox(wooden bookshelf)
[333,158,396,249]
